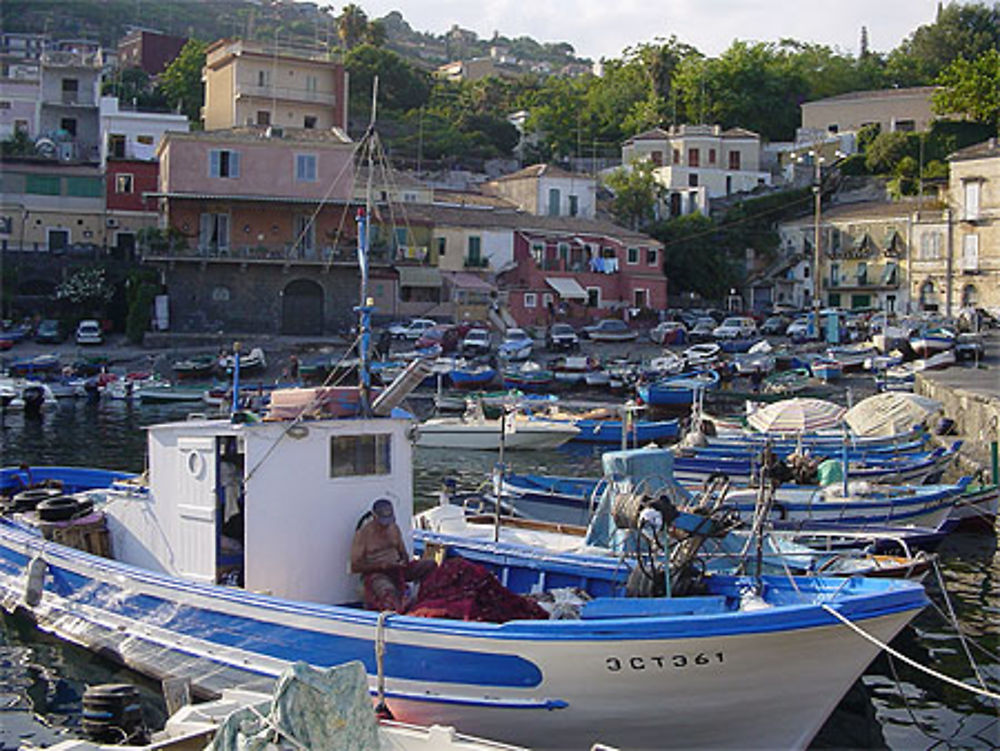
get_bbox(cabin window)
[330,434,391,477]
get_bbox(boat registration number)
[605,652,725,672]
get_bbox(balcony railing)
[236,83,337,105]
[464,256,489,269]
[143,243,390,264]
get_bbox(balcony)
[464,256,489,269]
[236,83,336,106]
[143,243,390,266]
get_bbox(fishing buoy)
[23,555,47,607]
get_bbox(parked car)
[649,321,687,345]
[461,328,492,356]
[75,319,104,346]
[415,325,460,353]
[498,328,534,360]
[0,334,14,351]
[713,316,757,340]
[546,323,580,351]
[760,315,788,336]
[390,318,436,340]
[785,315,816,342]
[582,318,639,342]
[687,317,718,343]
[35,319,65,344]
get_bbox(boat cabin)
[100,413,415,605]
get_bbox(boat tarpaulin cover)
[545,276,588,301]
[207,661,379,750]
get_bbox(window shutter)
[230,151,240,178]
[209,150,220,177]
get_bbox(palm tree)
[337,4,369,50]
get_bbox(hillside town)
[2,4,1000,751]
[0,5,997,342]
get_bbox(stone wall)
[916,371,1000,472]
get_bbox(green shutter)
[26,174,61,195]
[65,176,103,197]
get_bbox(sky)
[340,0,963,61]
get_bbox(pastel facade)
[38,49,102,162]
[202,39,348,132]
[801,86,940,135]
[485,164,597,219]
[943,139,999,313]
[621,125,770,217]
[99,96,189,167]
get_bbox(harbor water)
[1,398,997,749]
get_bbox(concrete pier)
[916,332,999,473]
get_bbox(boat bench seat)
[581,595,728,619]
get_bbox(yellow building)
[201,39,348,132]
[945,138,999,313]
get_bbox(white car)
[712,316,757,340]
[75,319,104,346]
[461,328,492,356]
[392,318,436,340]
[649,321,687,345]
[786,316,815,340]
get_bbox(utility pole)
[812,148,822,340]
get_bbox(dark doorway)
[281,279,324,335]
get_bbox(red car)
[415,325,461,353]
[0,335,14,351]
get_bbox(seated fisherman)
[351,498,435,612]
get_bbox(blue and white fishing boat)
[705,423,928,451]
[499,446,969,529]
[0,175,931,749]
[638,369,719,407]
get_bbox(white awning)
[545,276,587,300]
[545,276,588,301]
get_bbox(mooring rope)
[375,610,392,710]
[820,604,1000,701]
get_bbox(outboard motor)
[82,684,148,745]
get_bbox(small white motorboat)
[682,343,721,368]
[417,408,579,450]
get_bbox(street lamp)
[794,146,847,339]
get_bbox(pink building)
[501,226,666,328]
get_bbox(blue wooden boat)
[810,359,842,381]
[571,417,680,444]
[450,365,497,389]
[638,369,719,406]
[706,424,927,451]
[7,353,61,377]
[502,363,554,391]
[500,448,969,528]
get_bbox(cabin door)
[174,436,218,582]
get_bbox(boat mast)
[356,77,379,417]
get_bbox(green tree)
[157,39,206,123]
[603,160,662,231]
[345,44,431,117]
[932,48,1000,128]
[124,270,161,344]
[886,2,1000,85]
[651,213,736,300]
[337,4,370,50]
[864,131,916,174]
[103,67,168,110]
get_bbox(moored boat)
[638,369,720,407]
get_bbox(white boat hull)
[0,525,920,750]
[417,420,579,450]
